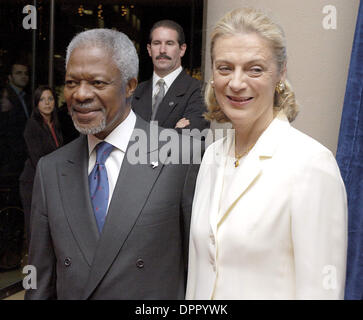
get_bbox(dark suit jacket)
[0,85,31,173]
[19,115,63,240]
[20,115,63,183]
[6,84,31,120]
[132,70,209,132]
[25,116,201,300]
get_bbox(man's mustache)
[70,103,105,114]
[156,54,172,60]
[71,102,95,110]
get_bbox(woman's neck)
[42,114,52,126]
[233,113,274,156]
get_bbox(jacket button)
[64,257,71,267]
[136,259,144,268]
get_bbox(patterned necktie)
[151,78,165,120]
[88,141,114,232]
[19,91,29,118]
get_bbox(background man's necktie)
[19,91,29,118]
[88,141,114,232]
[151,78,165,120]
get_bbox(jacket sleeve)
[181,137,203,273]
[291,149,348,299]
[179,80,209,132]
[24,119,52,169]
[24,158,57,300]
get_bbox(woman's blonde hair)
[205,8,298,123]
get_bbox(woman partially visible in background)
[19,85,63,247]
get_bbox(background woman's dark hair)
[33,85,63,146]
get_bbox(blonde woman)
[186,8,347,299]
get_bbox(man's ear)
[180,43,187,58]
[126,78,138,98]
[147,44,152,57]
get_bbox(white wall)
[203,0,359,154]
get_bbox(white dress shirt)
[152,66,183,104]
[87,110,136,212]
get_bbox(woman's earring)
[211,80,215,87]
[276,81,285,94]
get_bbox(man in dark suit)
[7,63,31,118]
[132,20,209,132]
[1,63,31,174]
[25,29,200,300]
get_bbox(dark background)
[0,0,204,87]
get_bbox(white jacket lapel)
[208,140,229,236]
[216,149,262,226]
[216,112,290,225]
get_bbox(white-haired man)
[25,29,200,300]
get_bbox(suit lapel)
[205,133,262,231]
[57,135,99,267]
[207,138,229,237]
[82,118,165,299]
[133,80,153,121]
[155,71,188,126]
[216,150,262,226]
[216,112,291,225]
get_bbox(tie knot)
[157,78,165,86]
[95,141,113,165]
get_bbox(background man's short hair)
[8,60,29,75]
[149,20,186,46]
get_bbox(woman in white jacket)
[186,8,347,300]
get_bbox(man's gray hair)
[65,28,139,84]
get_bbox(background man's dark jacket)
[132,70,209,132]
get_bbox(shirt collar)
[152,66,183,92]
[249,111,290,157]
[88,109,136,156]
[9,83,24,97]
[226,111,290,159]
